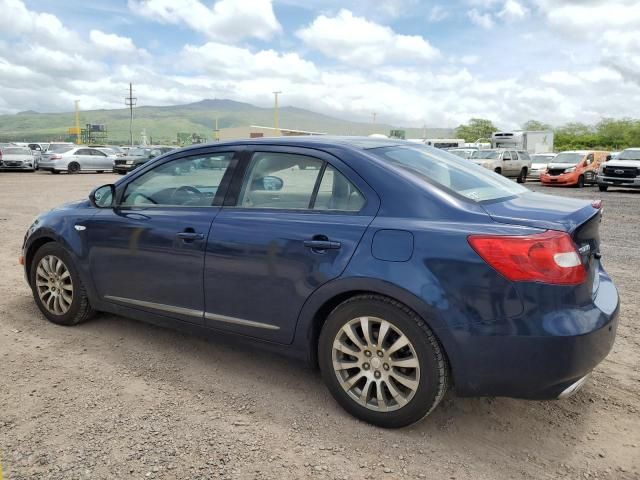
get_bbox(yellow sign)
[68,127,81,135]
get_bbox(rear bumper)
[597,175,640,188]
[452,270,619,399]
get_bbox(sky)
[1,0,639,129]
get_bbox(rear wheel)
[517,167,528,184]
[599,184,609,192]
[318,295,448,428]
[576,175,585,188]
[30,242,94,326]
[67,162,80,174]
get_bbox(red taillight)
[468,230,586,285]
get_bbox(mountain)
[0,99,454,144]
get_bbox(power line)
[125,82,137,146]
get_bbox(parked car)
[446,147,476,159]
[597,147,640,191]
[113,146,175,174]
[540,150,608,188]
[21,137,619,428]
[529,153,557,180]
[38,146,115,174]
[470,148,531,182]
[0,146,36,171]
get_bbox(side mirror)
[605,155,611,162]
[256,175,284,191]
[89,184,115,208]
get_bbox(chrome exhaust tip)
[558,374,591,399]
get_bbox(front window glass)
[553,152,584,164]
[122,153,233,207]
[371,145,527,202]
[617,149,640,161]
[471,150,500,159]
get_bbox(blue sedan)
[22,137,619,428]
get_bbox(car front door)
[88,148,112,170]
[203,146,379,343]
[85,149,238,323]
[73,148,93,170]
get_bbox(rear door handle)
[303,240,341,250]
[177,232,204,241]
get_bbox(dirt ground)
[0,171,638,480]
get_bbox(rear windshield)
[553,152,584,164]
[471,150,500,159]
[371,145,527,202]
[617,149,640,161]
[48,144,74,153]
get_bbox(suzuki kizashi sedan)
[22,137,619,428]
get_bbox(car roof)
[623,147,640,151]
[177,135,409,154]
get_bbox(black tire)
[96,170,104,173]
[318,294,449,428]
[30,242,94,326]
[576,175,585,188]
[599,184,609,192]
[517,168,527,184]
[494,167,502,175]
[67,162,80,174]
[117,171,127,175]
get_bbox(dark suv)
[113,147,174,174]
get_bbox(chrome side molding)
[104,295,280,331]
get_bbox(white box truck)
[491,131,554,154]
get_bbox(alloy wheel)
[35,255,74,315]
[332,316,420,412]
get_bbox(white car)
[38,146,115,174]
[470,149,532,183]
[529,153,557,180]
[446,147,477,159]
[597,148,640,191]
[0,146,36,171]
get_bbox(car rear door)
[73,148,93,170]
[89,148,112,170]
[203,146,380,343]
[86,148,239,323]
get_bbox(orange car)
[540,150,609,188]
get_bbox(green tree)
[455,118,497,142]
[522,120,552,131]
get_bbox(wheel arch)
[292,277,459,382]
[24,235,56,283]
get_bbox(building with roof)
[217,125,326,141]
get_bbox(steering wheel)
[170,185,203,204]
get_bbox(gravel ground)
[0,172,639,480]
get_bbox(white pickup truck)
[597,148,640,191]
[470,148,532,183]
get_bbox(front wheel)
[30,242,94,326]
[576,175,585,188]
[517,168,527,184]
[599,184,609,192]
[318,295,448,428]
[67,162,80,174]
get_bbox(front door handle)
[177,232,204,241]
[304,239,341,251]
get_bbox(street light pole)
[273,91,282,136]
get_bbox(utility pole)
[372,112,377,125]
[273,91,282,136]
[125,82,137,146]
[214,117,219,141]
[74,100,81,144]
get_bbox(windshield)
[471,150,500,160]
[531,154,555,163]
[128,148,150,156]
[371,145,527,202]
[552,152,584,164]
[2,147,31,155]
[617,149,640,161]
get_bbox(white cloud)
[428,5,448,22]
[90,30,137,54]
[296,9,440,67]
[180,42,318,81]
[498,0,528,21]
[467,9,494,29]
[128,0,281,42]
